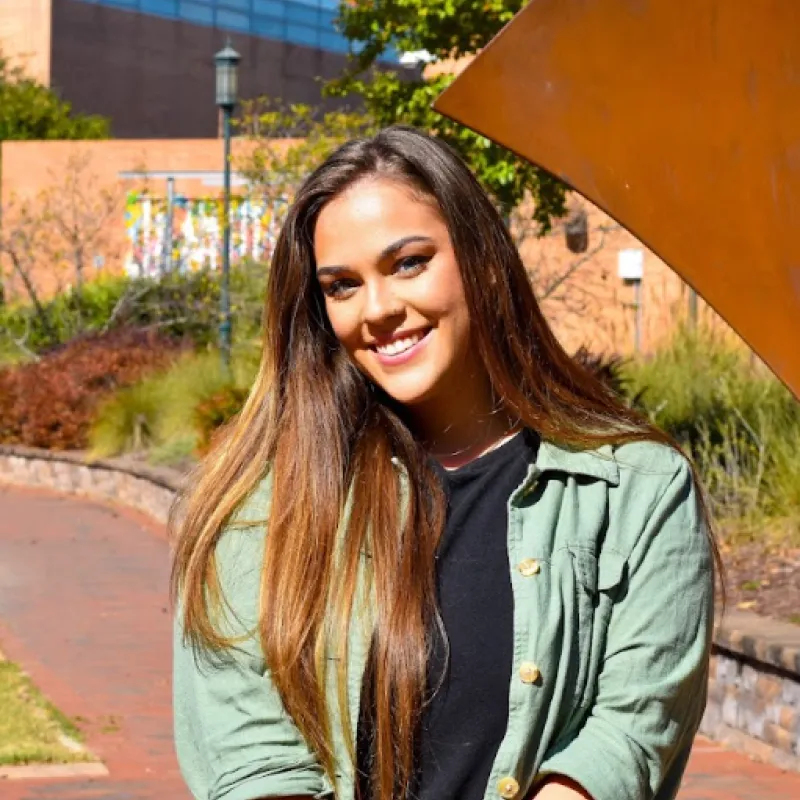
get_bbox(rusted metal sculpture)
[433,0,800,399]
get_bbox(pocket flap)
[597,549,627,591]
[570,547,627,593]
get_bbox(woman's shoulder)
[611,439,691,483]
[609,440,705,549]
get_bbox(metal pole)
[634,278,642,353]
[220,106,233,371]
[162,176,175,277]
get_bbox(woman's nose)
[363,279,403,325]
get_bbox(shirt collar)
[533,439,620,486]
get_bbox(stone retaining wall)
[2,445,799,772]
[0,446,182,525]
[701,611,800,771]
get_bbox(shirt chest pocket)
[567,546,628,708]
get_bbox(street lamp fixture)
[215,43,240,109]
[214,41,241,372]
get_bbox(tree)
[0,53,109,142]
[0,150,124,354]
[0,54,110,306]
[235,99,375,209]
[325,0,567,232]
[44,151,123,293]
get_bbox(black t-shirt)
[356,429,538,800]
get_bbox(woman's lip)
[371,327,431,348]
[372,329,432,366]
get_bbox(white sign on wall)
[617,248,644,282]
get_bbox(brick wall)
[50,0,353,139]
[0,137,285,297]
[0,0,51,84]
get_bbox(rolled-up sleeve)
[539,456,714,800]
[173,515,333,800]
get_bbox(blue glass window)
[253,0,283,15]
[140,0,178,15]
[319,30,348,53]
[179,0,214,23]
[284,3,318,25]
[215,7,250,29]
[75,0,399,60]
[318,8,337,29]
[286,22,319,46]
[251,15,284,37]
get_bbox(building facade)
[0,0,384,138]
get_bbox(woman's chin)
[377,377,440,410]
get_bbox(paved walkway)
[1,486,799,799]
[0,486,187,799]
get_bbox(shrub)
[622,325,800,541]
[89,345,260,463]
[194,385,250,455]
[0,275,131,355]
[0,328,182,450]
[109,262,266,348]
[0,261,268,359]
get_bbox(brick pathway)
[1,485,799,799]
[0,486,187,800]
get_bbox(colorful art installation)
[123,191,288,278]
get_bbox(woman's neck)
[410,382,520,470]
[433,424,521,470]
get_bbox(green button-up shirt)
[173,439,714,800]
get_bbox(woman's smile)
[371,327,433,364]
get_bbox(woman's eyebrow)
[316,235,434,277]
[377,235,434,261]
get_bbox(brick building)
[0,0,388,138]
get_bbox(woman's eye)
[396,255,430,275]
[322,279,358,299]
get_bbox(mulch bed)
[722,543,800,626]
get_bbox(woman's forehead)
[322,179,438,226]
[314,180,447,261]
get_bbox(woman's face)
[313,178,478,410]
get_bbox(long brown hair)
[171,125,720,800]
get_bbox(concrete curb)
[0,763,109,781]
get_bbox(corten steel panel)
[434,0,800,399]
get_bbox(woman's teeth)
[376,331,425,356]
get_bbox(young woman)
[171,126,717,800]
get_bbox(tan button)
[519,661,541,684]
[518,558,541,576]
[498,776,520,799]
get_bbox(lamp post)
[214,42,241,372]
